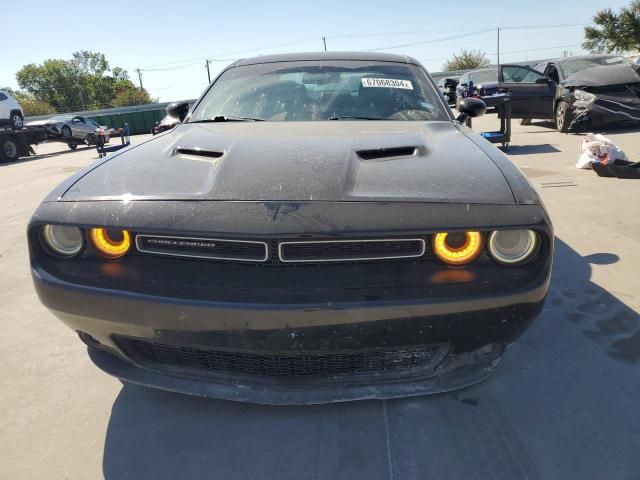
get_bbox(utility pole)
[496,27,500,66]
[322,36,327,51]
[205,59,211,83]
[135,69,143,90]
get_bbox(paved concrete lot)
[1,120,639,479]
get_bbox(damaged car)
[499,54,640,132]
[29,52,553,405]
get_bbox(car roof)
[230,51,422,68]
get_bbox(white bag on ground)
[576,133,628,169]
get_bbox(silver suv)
[0,91,24,129]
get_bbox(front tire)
[68,142,78,150]
[555,100,571,133]
[61,125,72,138]
[10,112,24,130]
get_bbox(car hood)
[61,121,515,204]
[564,63,640,88]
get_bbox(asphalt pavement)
[1,118,639,479]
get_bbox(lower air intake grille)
[121,338,446,378]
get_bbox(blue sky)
[1,0,630,103]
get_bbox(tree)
[584,1,640,53]
[111,87,155,107]
[14,51,155,112]
[18,98,56,116]
[443,50,491,72]
[16,60,84,111]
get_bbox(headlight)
[488,230,538,265]
[41,225,84,257]
[433,231,483,266]
[90,228,131,259]
[573,89,596,104]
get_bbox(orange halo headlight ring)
[432,231,484,266]
[89,228,131,259]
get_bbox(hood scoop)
[175,147,223,158]
[357,146,417,160]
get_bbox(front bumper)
[29,200,552,403]
[570,93,640,131]
[33,262,549,404]
[88,346,503,404]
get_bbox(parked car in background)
[151,114,179,135]
[29,52,552,405]
[437,77,460,105]
[499,54,640,132]
[455,69,498,109]
[27,115,108,148]
[0,91,25,129]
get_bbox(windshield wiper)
[191,115,265,123]
[329,116,386,121]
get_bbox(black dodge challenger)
[29,52,552,404]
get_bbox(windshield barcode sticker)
[361,78,413,90]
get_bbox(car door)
[71,116,92,138]
[499,65,556,119]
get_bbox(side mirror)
[166,101,190,122]
[535,77,551,85]
[456,97,486,122]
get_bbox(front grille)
[120,338,446,378]
[135,235,268,262]
[135,234,428,265]
[279,238,426,263]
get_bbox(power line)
[151,82,206,91]
[136,38,317,71]
[327,22,587,40]
[500,22,588,30]
[328,27,482,39]
[366,28,495,51]
[141,62,202,72]
[207,38,318,57]
[135,22,591,71]
[495,43,584,56]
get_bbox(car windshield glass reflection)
[559,56,627,77]
[49,115,73,122]
[188,61,448,122]
[468,70,497,84]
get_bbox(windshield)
[559,56,627,77]
[188,60,448,122]
[468,69,497,84]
